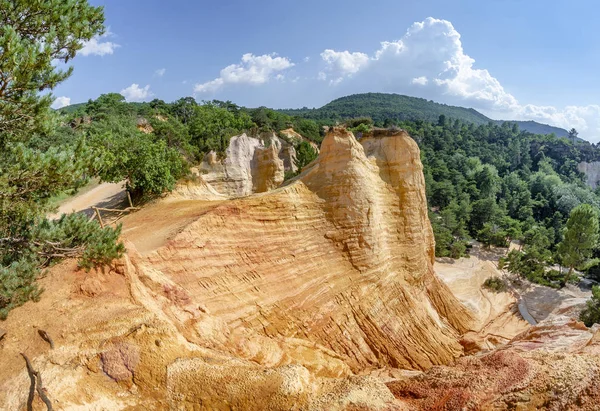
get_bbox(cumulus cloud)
[120,83,153,102]
[317,17,600,141]
[155,68,166,77]
[321,49,369,84]
[51,96,70,109]
[194,53,294,93]
[80,30,119,56]
[513,104,600,141]
[412,76,428,86]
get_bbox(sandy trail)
[119,199,223,255]
[49,181,127,219]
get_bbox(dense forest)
[280,93,570,138]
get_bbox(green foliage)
[349,122,372,136]
[0,0,104,146]
[557,204,599,282]
[279,93,569,136]
[477,223,508,248]
[35,214,125,270]
[483,277,507,292]
[294,141,318,174]
[430,206,469,259]
[0,259,40,320]
[89,128,186,198]
[0,1,127,319]
[500,223,560,287]
[293,118,321,142]
[188,103,254,153]
[581,285,600,326]
[280,93,491,127]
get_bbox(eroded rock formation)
[199,133,296,197]
[1,127,595,409]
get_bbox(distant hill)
[280,93,569,137]
[494,120,568,138]
[59,93,570,138]
[280,93,490,125]
[57,102,87,114]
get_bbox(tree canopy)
[0,0,124,319]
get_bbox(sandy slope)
[435,244,530,350]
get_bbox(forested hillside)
[381,116,599,288]
[280,93,569,137]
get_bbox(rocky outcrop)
[388,315,600,410]
[5,128,600,409]
[253,143,284,193]
[199,134,263,197]
[199,133,292,197]
[578,161,600,189]
[149,128,475,374]
[136,117,154,134]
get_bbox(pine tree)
[580,285,600,326]
[0,1,124,319]
[557,204,599,284]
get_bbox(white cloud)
[513,104,600,140]
[304,56,310,62]
[194,53,294,93]
[412,76,428,86]
[155,68,166,77]
[120,83,153,102]
[316,17,600,141]
[320,49,369,84]
[80,30,119,56]
[51,96,70,109]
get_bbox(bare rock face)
[199,133,290,197]
[253,143,284,193]
[578,161,600,189]
[199,134,263,197]
[136,117,154,134]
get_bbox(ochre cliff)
[144,128,475,375]
[6,128,590,410]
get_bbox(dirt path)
[119,199,223,255]
[49,181,127,219]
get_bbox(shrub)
[483,277,507,292]
[580,285,600,327]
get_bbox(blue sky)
[52,0,600,141]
